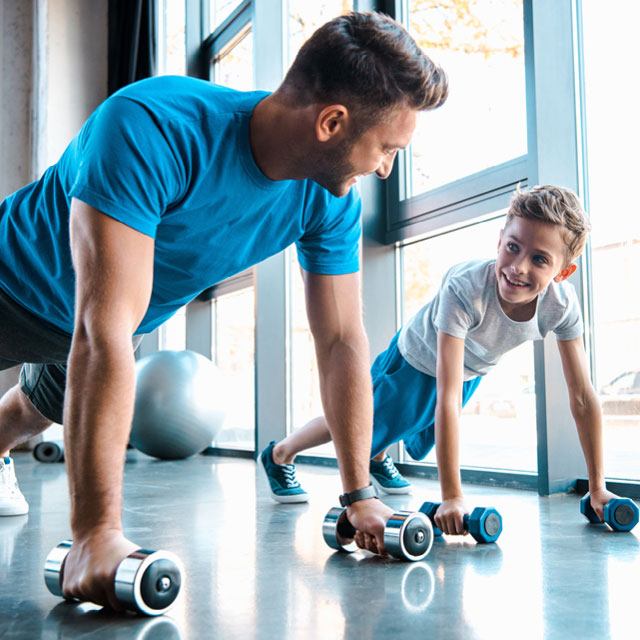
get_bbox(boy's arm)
[434,329,468,535]
[557,337,615,520]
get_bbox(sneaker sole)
[0,504,29,516]
[370,475,412,495]
[260,459,309,504]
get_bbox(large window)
[214,30,253,89]
[401,215,537,472]
[211,287,256,449]
[581,2,640,481]
[158,0,186,75]
[405,0,526,197]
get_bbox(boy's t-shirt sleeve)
[552,284,584,340]
[295,187,362,275]
[433,276,477,339]
[68,96,185,238]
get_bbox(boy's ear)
[497,229,504,252]
[315,104,350,143]
[553,262,577,282]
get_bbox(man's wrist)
[339,484,377,507]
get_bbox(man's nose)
[376,153,396,180]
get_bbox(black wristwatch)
[339,484,377,507]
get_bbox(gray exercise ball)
[130,350,227,460]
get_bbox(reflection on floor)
[1,451,638,639]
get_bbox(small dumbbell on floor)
[580,493,639,532]
[323,506,434,562]
[44,541,183,616]
[419,502,503,543]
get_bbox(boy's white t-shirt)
[398,259,584,380]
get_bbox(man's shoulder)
[112,77,270,122]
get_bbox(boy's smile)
[495,217,575,320]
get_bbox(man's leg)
[0,384,52,457]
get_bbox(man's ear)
[497,228,504,253]
[553,262,577,282]
[315,104,349,143]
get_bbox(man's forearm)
[317,336,373,493]
[64,332,137,539]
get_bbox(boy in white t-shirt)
[261,185,619,535]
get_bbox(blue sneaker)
[260,441,308,503]
[369,455,412,495]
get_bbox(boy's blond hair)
[506,185,591,265]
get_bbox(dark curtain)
[108,0,157,95]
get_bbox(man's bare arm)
[62,198,154,608]
[302,268,393,554]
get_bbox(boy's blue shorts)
[370,331,481,460]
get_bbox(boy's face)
[495,217,576,311]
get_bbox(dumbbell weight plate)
[483,513,502,538]
[612,504,636,527]
[322,507,358,553]
[44,540,72,598]
[115,549,183,616]
[384,511,433,562]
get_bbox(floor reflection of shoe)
[0,457,29,516]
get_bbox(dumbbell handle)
[44,541,183,616]
[419,502,502,543]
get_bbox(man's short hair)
[506,185,592,264]
[278,11,448,134]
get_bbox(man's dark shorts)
[0,287,141,424]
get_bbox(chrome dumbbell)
[322,506,434,562]
[44,541,183,616]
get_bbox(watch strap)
[339,484,377,507]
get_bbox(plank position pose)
[0,12,448,608]
[264,185,621,534]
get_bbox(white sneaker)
[0,457,29,516]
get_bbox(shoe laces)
[382,456,400,479]
[281,464,300,489]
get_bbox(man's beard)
[310,136,357,198]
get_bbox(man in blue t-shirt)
[0,12,447,608]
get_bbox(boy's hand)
[435,497,468,535]
[586,488,618,522]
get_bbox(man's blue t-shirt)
[0,76,361,335]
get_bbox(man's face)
[312,107,418,197]
[495,217,571,313]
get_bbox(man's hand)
[435,497,468,535]
[61,529,139,611]
[346,498,394,556]
[585,488,618,522]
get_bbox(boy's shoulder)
[441,258,494,292]
[540,277,580,312]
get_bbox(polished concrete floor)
[1,450,638,640]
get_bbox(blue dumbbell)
[579,493,639,532]
[419,501,502,543]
